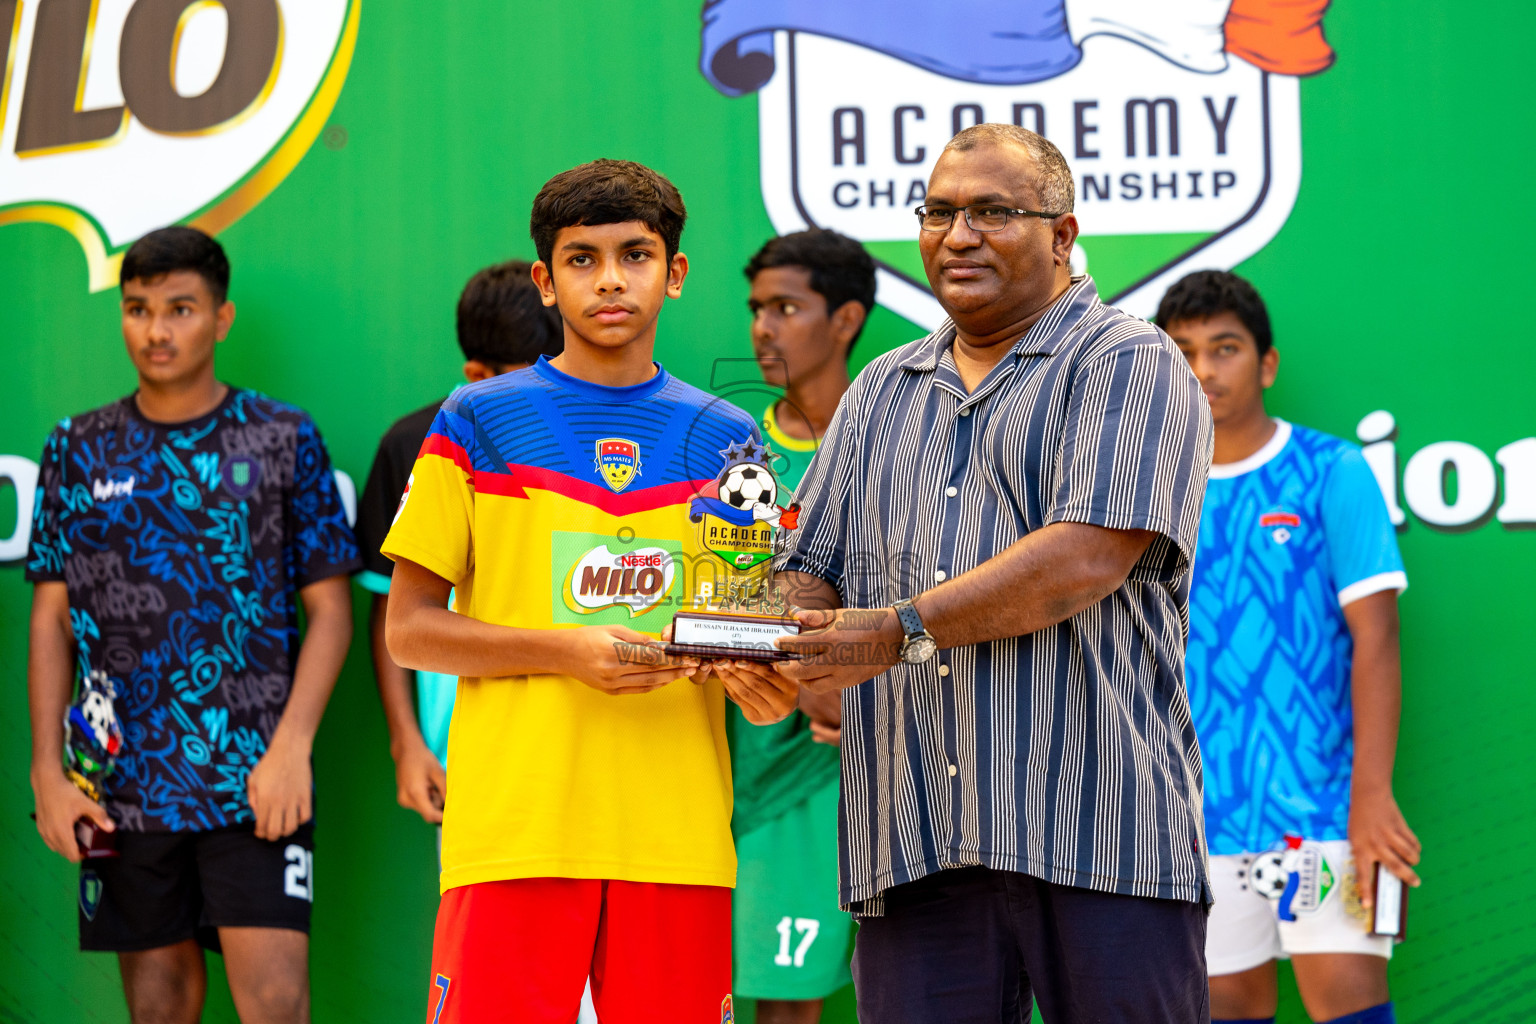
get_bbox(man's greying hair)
[944,124,1075,215]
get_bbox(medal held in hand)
[63,669,126,858]
[668,438,803,662]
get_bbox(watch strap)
[894,598,925,639]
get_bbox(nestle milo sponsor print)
[554,531,682,630]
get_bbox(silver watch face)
[902,635,938,664]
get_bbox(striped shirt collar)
[897,275,1101,373]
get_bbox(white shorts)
[1207,840,1394,975]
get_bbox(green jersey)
[726,402,838,838]
[730,400,855,1004]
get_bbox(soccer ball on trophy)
[1249,851,1289,900]
[720,462,778,515]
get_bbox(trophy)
[666,438,804,662]
[63,669,125,858]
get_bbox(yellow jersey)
[382,358,758,893]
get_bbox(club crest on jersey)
[721,994,735,1024]
[699,0,1336,323]
[222,456,261,499]
[1259,509,1301,544]
[596,438,642,493]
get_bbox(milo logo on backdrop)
[0,0,359,290]
[700,0,1334,322]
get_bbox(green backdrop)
[2,2,1533,1022]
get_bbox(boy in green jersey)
[727,229,875,1022]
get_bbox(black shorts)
[78,821,315,953]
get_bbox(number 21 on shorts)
[283,844,314,901]
[773,916,820,967]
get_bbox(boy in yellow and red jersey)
[382,159,799,1024]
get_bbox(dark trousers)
[852,866,1209,1024]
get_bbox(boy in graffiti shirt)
[1159,270,1420,1024]
[383,160,798,1024]
[26,226,359,1022]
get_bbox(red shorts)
[426,877,733,1024]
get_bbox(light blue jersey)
[1188,420,1407,856]
[355,567,455,766]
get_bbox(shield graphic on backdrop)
[699,0,1335,321]
[595,438,642,493]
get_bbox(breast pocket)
[976,387,1060,534]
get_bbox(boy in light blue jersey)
[1160,271,1422,1024]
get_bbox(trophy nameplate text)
[1369,864,1408,940]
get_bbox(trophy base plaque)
[665,610,802,663]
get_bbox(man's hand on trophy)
[248,734,314,840]
[563,624,701,695]
[394,738,448,824]
[713,660,799,725]
[31,769,114,862]
[775,607,902,694]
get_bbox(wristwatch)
[893,598,938,664]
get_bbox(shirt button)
[945,486,957,497]
[934,569,946,581]
[938,664,950,677]
[959,408,971,418]
[947,764,958,777]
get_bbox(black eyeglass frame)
[913,204,1064,232]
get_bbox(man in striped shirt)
[770,124,1215,1022]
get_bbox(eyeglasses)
[914,204,1063,232]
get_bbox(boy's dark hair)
[1155,270,1274,356]
[744,229,878,349]
[120,226,231,304]
[456,260,563,368]
[530,159,687,268]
